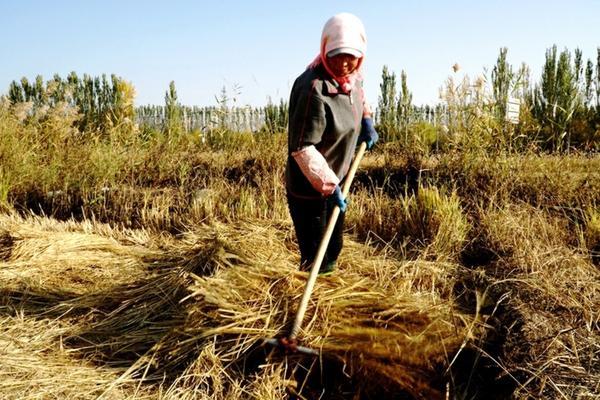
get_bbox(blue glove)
[330,185,347,213]
[358,117,379,150]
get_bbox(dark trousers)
[287,193,345,270]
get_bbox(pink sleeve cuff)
[292,145,340,195]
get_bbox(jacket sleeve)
[292,145,340,195]
[289,81,327,149]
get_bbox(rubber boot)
[319,260,336,276]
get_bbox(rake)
[264,141,367,356]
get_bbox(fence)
[137,106,274,132]
[137,104,445,133]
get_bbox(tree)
[20,77,34,102]
[8,81,24,104]
[491,47,513,121]
[165,80,183,136]
[533,45,579,151]
[264,97,288,134]
[585,59,594,108]
[396,70,413,141]
[596,47,600,112]
[377,65,397,140]
[34,75,46,105]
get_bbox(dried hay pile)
[0,213,476,399]
[0,315,154,399]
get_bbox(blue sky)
[1,1,599,108]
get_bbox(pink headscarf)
[308,13,367,93]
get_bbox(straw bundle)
[0,314,152,399]
[0,214,478,399]
[106,222,478,399]
[176,262,472,399]
[0,213,160,299]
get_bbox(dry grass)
[0,213,476,399]
[474,203,600,398]
[2,101,600,398]
[0,213,157,297]
[0,314,154,400]
[583,207,600,265]
[167,257,471,398]
[349,186,469,262]
[435,152,600,210]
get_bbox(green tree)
[165,80,183,136]
[6,71,135,133]
[585,59,594,107]
[533,45,579,151]
[491,47,513,121]
[377,65,398,140]
[396,70,413,142]
[34,75,46,105]
[264,97,288,134]
[8,81,24,104]
[20,77,34,102]
[596,47,600,112]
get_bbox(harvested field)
[1,99,599,398]
[0,212,485,399]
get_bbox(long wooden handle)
[289,142,367,340]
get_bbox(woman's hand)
[358,117,379,150]
[329,185,348,212]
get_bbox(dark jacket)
[285,65,365,199]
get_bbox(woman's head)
[320,13,367,78]
[326,53,360,77]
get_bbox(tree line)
[5,44,600,152]
[7,72,136,133]
[378,45,600,152]
[6,75,288,135]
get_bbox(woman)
[285,13,378,275]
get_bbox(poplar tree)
[556,49,578,151]
[396,70,413,139]
[491,47,513,121]
[585,60,594,108]
[264,97,289,134]
[48,74,66,105]
[533,46,578,151]
[573,48,585,110]
[34,75,46,105]
[515,62,531,103]
[378,65,397,140]
[20,77,33,102]
[574,49,584,86]
[8,81,24,103]
[596,47,600,112]
[5,71,135,133]
[165,81,183,136]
